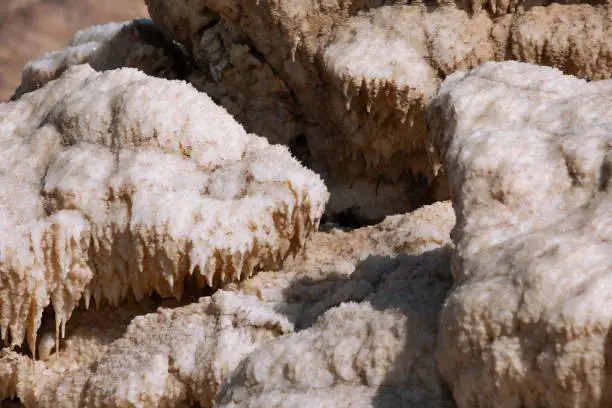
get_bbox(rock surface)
[1,202,456,408]
[0,64,327,354]
[145,0,611,221]
[429,61,612,408]
[2,0,612,406]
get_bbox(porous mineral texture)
[428,61,612,408]
[0,64,328,355]
[0,201,456,408]
[144,0,611,221]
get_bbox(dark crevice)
[319,206,383,231]
[0,341,31,359]
[404,168,435,210]
[199,8,221,31]
[335,206,381,229]
[131,18,193,80]
[1,397,25,407]
[600,154,610,192]
[503,16,516,61]
[243,37,266,62]
[149,275,217,308]
[288,134,312,168]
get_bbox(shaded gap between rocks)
[0,397,25,407]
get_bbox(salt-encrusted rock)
[145,0,611,221]
[12,19,186,99]
[9,15,305,154]
[216,248,455,408]
[25,1,608,222]
[428,61,612,408]
[0,202,456,408]
[2,295,292,408]
[0,64,328,355]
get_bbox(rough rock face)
[0,64,328,355]
[428,61,612,408]
[144,0,611,221]
[0,202,456,408]
[186,19,307,149]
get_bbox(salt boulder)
[0,202,456,408]
[145,0,611,221]
[11,15,311,167]
[0,64,328,355]
[428,61,612,408]
[216,249,455,408]
[1,295,293,408]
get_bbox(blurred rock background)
[0,0,148,101]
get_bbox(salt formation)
[12,0,610,221]
[16,16,309,158]
[0,202,456,407]
[3,0,611,405]
[144,0,611,220]
[13,19,186,99]
[428,61,612,407]
[0,64,328,355]
[216,250,455,408]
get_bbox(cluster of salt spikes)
[0,64,328,358]
[319,6,441,175]
[325,73,430,172]
[0,211,92,359]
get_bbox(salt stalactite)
[145,0,611,221]
[0,64,328,355]
[1,201,457,408]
